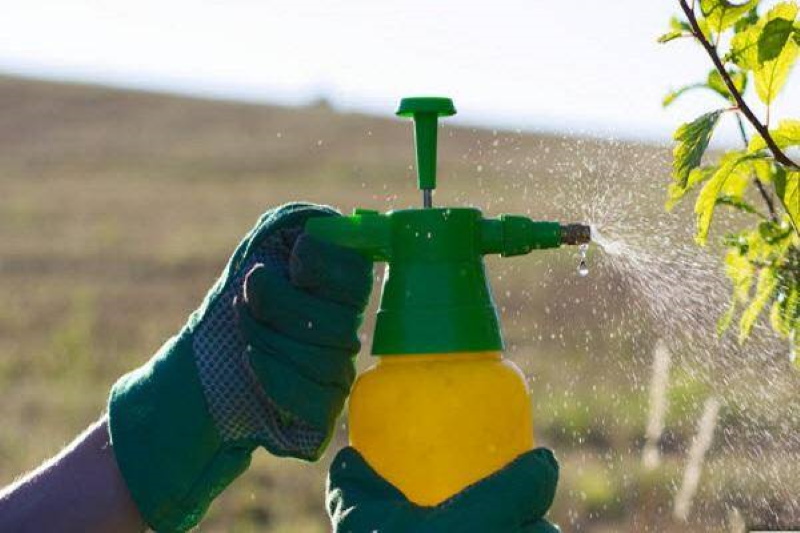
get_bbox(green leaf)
[748,119,800,151]
[695,16,715,41]
[701,0,759,34]
[726,247,756,302]
[717,243,756,335]
[754,3,800,104]
[707,68,748,100]
[730,20,762,68]
[666,165,716,209]
[759,16,797,62]
[670,16,692,32]
[730,3,798,76]
[755,41,799,105]
[659,16,692,43]
[771,283,799,336]
[658,29,686,43]
[716,195,766,217]
[662,71,748,107]
[775,168,800,231]
[752,158,776,183]
[770,301,786,335]
[718,300,738,334]
[770,119,800,147]
[662,83,706,107]
[739,267,779,341]
[673,110,724,189]
[695,152,765,244]
[734,7,760,33]
[757,217,794,243]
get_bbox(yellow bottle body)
[348,351,534,506]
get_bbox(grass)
[0,74,796,531]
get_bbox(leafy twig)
[678,0,800,170]
[734,113,779,222]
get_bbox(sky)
[0,0,797,143]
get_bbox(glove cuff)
[108,330,252,532]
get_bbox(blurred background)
[0,1,799,532]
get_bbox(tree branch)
[734,114,779,222]
[678,0,800,170]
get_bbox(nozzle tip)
[560,224,592,245]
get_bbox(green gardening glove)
[108,203,373,532]
[326,447,560,533]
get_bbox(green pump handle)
[396,97,456,207]
[305,96,590,355]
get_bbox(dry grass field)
[0,75,797,532]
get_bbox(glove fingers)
[290,233,374,309]
[244,262,363,352]
[326,447,560,533]
[327,447,409,502]
[428,448,559,530]
[245,343,349,434]
[327,447,419,532]
[238,299,356,390]
[211,204,339,318]
[239,203,339,263]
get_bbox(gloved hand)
[108,203,373,532]
[326,447,560,533]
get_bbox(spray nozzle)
[560,224,592,246]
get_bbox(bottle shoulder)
[353,351,529,394]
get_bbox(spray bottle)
[306,97,591,506]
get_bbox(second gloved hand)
[327,446,560,533]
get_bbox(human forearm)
[0,416,144,533]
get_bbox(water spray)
[306,97,592,505]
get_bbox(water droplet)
[577,243,589,277]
